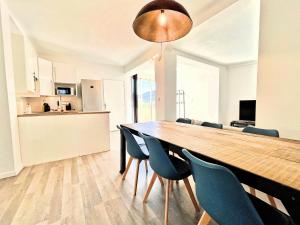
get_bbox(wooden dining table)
[119,121,300,224]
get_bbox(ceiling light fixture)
[133,0,193,43]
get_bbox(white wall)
[174,49,228,124]
[0,0,23,178]
[155,48,177,121]
[177,56,220,122]
[226,62,257,124]
[256,0,300,140]
[218,66,229,124]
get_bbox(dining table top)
[122,121,300,192]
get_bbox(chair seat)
[167,155,191,180]
[248,194,295,225]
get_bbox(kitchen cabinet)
[18,112,110,166]
[38,58,54,96]
[10,13,39,96]
[53,62,76,84]
[11,34,38,95]
[24,39,38,92]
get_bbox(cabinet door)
[38,58,54,96]
[53,62,76,83]
[11,33,28,93]
[39,77,54,96]
[24,39,38,93]
[38,58,53,79]
[26,56,38,92]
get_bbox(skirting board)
[0,165,23,179]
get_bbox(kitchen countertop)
[18,111,110,117]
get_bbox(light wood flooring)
[0,132,287,225]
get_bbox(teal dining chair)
[182,149,294,225]
[243,126,280,207]
[118,126,162,196]
[201,122,223,129]
[176,118,192,124]
[140,133,200,225]
[243,126,279,137]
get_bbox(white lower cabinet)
[18,113,110,166]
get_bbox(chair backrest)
[243,126,279,137]
[140,133,179,179]
[182,149,264,225]
[121,127,148,159]
[176,118,192,124]
[201,121,223,129]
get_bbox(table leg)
[119,130,126,174]
[282,195,300,224]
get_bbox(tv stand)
[230,120,255,128]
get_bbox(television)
[239,100,256,121]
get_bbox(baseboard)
[0,165,24,179]
[0,170,17,179]
[15,164,24,176]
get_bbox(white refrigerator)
[81,79,103,112]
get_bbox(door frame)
[102,79,126,131]
[132,74,138,123]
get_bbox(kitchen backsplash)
[17,96,82,114]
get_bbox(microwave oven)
[56,87,75,95]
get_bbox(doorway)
[177,56,220,122]
[130,60,156,123]
[103,79,125,131]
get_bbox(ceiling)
[173,0,260,65]
[5,0,258,66]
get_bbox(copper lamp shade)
[133,0,193,43]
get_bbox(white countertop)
[18,111,110,117]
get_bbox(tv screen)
[239,100,256,121]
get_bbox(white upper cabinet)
[24,39,38,92]
[38,58,53,79]
[10,17,38,96]
[38,58,54,96]
[53,62,76,84]
[11,34,38,95]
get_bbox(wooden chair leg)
[122,156,133,180]
[249,187,256,196]
[197,211,211,225]
[158,176,164,186]
[143,173,157,203]
[170,180,173,192]
[144,160,148,173]
[133,159,141,196]
[267,195,277,208]
[183,178,200,212]
[249,186,276,208]
[164,180,171,225]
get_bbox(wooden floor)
[0,132,287,225]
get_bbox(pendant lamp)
[133,0,193,43]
